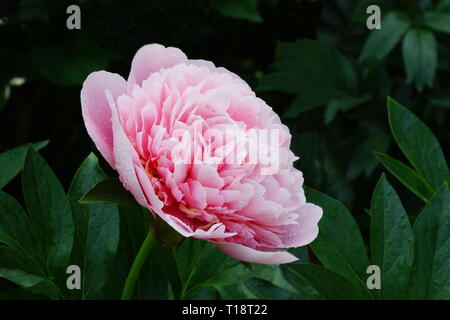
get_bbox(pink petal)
[134,166,194,237]
[191,164,225,189]
[127,44,187,92]
[193,224,236,240]
[106,90,148,207]
[81,71,126,168]
[188,59,250,89]
[134,164,236,240]
[214,241,298,265]
[282,203,323,247]
[182,179,207,210]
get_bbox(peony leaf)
[0,140,48,189]
[217,264,301,299]
[408,185,450,299]
[285,264,372,300]
[22,147,74,278]
[215,282,261,299]
[388,97,448,190]
[423,11,450,34]
[257,40,357,117]
[0,190,43,272]
[158,238,255,299]
[244,264,301,299]
[67,153,120,299]
[374,152,434,202]
[402,28,437,91]
[370,174,414,299]
[304,187,371,296]
[0,267,59,300]
[359,11,411,73]
[79,177,136,206]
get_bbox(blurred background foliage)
[0,0,449,298]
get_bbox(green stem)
[121,232,154,300]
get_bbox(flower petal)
[214,241,298,265]
[106,90,148,207]
[282,203,323,247]
[81,71,126,168]
[188,59,251,88]
[127,44,187,92]
[134,165,195,237]
[135,165,236,240]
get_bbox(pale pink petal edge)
[81,71,126,168]
[214,241,298,265]
[283,203,323,248]
[127,44,188,92]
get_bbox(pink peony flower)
[81,44,322,265]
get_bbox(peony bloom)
[81,44,322,264]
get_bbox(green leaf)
[374,152,434,202]
[245,278,301,300]
[0,245,43,277]
[423,11,450,34]
[286,264,372,300]
[304,187,371,293]
[0,191,43,273]
[168,238,254,299]
[244,265,301,299]
[215,282,260,299]
[0,141,48,189]
[370,174,414,299]
[188,262,253,295]
[215,0,262,23]
[0,268,59,300]
[187,287,217,299]
[402,28,437,91]
[22,147,74,277]
[68,153,120,299]
[388,98,448,189]
[359,11,411,72]
[257,40,356,117]
[0,191,35,253]
[408,185,450,299]
[288,246,309,263]
[217,266,302,300]
[79,177,136,206]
